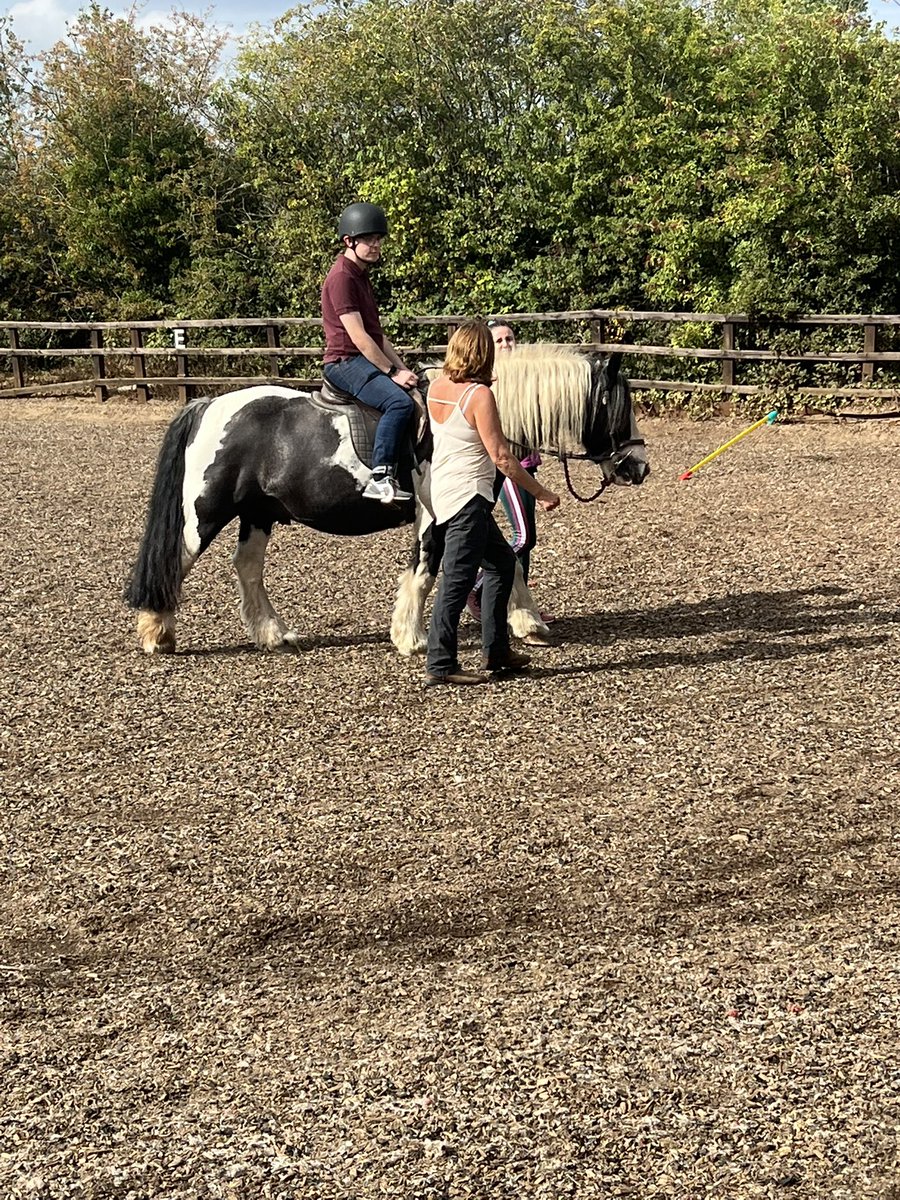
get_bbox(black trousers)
[426,495,518,676]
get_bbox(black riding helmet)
[339,202,388,241]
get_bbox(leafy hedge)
[3,0,900,403]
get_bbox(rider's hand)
[539,491,561,512]
[391,367,419,390]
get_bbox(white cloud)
[4,0,254,55]
[133,6,180,33]
[6,0,74,52]
[7,0,897,60]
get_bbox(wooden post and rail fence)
[3,310,900,405]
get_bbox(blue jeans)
[426,495,517,676]
[323,355,415,470]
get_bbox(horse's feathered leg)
[508,562,550,640]
[391,514,443,657]
[125,398,212,654]
[135,608,177,655]
[233,521,299,651]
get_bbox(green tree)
[218,0,609,317]
[5,0,900,323]
[702,0,900,313]
[0,19,65,320]
[30,4,233,318]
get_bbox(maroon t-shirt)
[321,255,385,363]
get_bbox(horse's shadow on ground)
[553,584,889,643]
[514,584,896,677]
[523,631,890,680]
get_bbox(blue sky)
[4,0,899,56]
[4,0,276,54]
[5,0,261,54]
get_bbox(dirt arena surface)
[2,399,899,1200]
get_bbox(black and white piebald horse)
[125,346,648,654]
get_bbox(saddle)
[309,378,431,470]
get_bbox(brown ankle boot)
[481,649,532,673]
[425,669,489,686]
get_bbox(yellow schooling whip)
[678,410,778,481]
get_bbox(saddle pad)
[308,390,377,467]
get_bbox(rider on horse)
[321,203,418,504]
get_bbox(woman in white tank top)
[424,322,560,686]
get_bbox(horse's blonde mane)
[423,344,593,454]
[493,345,592,454]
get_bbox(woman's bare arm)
[469,387,560,510]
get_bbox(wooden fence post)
[90,330,107,402]
[130,327,150,403]
[721,321,735,391]
[266,323,281,378]
[862,323,876,385]
[174,328,190,405]
[8,328,25,390]
[591,318,607,348]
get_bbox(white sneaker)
[362,474,413,503]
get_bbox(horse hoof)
[523,630,554,647]
[392,636,427,657]
[142,639,176,655]
[137,610,176,654]
[251,619,300,651]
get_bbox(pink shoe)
[466,590,482,620]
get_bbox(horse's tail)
[124,399,212,612]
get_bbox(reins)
[559,452,613,503]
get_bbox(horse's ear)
[609,318,634,345]
[604,351,623,385]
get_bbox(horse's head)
[583,355,650,486]
[423,346,649,492]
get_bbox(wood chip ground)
[1,400,898,1199]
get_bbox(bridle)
[554,365,646,503]
[558,439,645,502]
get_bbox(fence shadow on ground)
[197,817,899,968]
[644,822,900,938]
[180,629,393,657]
[514,585,897,678]
[549,584,897,644]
